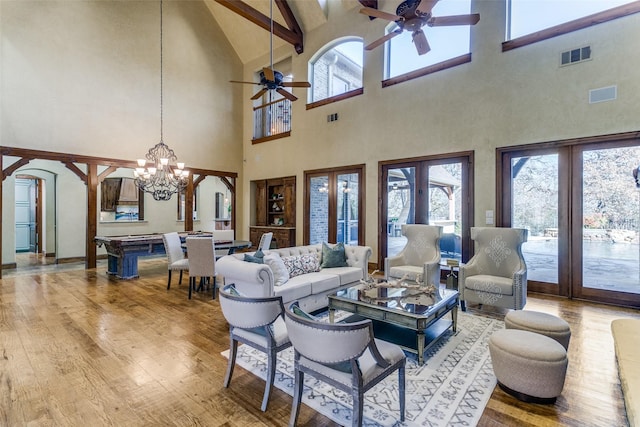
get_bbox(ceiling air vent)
[561,46,591,66]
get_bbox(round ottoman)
[505,310,571,350]
[489,329,568,404]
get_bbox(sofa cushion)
[274,276,313,303]
[264,254,289,286]
[305,272,341,294]
[389,265,423,282]
[283,254,320,278]
[320,242,348,268]
[320,266,363,286]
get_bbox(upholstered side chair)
[219,285,290,412]
[385,224,443,288]
[459,227,528,311]
[284,302,406,427]
[162,232,189,290]
[185,236,218,299]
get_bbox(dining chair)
[185,236,218,299]
[162,232,189,290]
[212,229,235,259]
[259,232,273,251]
[284,302,406,427]
[218,284,291,412]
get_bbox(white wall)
[0,0,244,264]
[239,0,640,260]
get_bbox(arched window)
[310,38,363,104]
[384,0,473,80]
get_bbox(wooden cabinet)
[252,176,296,248]
[250,226,295,249]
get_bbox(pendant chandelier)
[134,0,188,201]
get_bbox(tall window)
[385,0,472,79]
[507,0,636,40]
[310,39,363,103]
[305,166,364,245]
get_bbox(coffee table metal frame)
[328,285,459,365]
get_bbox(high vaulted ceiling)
[203,0,375,64]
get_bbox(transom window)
[507,0,636,40]
[385,0,472,79]
[310,39,363,103]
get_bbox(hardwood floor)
[0,259,638,426]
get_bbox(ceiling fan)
[360,0,480,56]
[229,0,310,102]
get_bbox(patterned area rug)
[221,311,503,426]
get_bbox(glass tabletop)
[332,282,459,317]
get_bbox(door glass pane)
[337,173,359,245]
[512,154,559,284]
[309,176,329,244]
[582,147,640,294]
[387,167,415,257]
[429,164,462,262]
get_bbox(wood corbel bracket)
[2,157,33,181]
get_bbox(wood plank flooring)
[0,259,638,426]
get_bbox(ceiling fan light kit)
[361,0,480,56]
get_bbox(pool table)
[94,233,250,279]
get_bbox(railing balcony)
[252,98,291,143]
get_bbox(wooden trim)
[503,2,640,52]
[305,88,364,110]
[381,54,472,88]
[0,145,239,274]
[252,131,291,144]
[3,158,32,180]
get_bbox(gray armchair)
[284,302,406,427]
[218,285,291,412]
[459,227,528,311]
[385,224,443,288]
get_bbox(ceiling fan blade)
[359,7,402,22]
[230,80,262,85]
[416,0,440,15]
[276,88,298,102]
[365,29,403,51]
[412,30,431,56]
[281,81,311,88]
[262,67,275,82]
[428,13,480,27]
[251,88,268,100]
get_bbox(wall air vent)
[589,85,617,104]
[561,46,591,66]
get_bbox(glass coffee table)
[328,283,459,365]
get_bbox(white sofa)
[216,243,372,312]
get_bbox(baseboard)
[56,257,85,264]
[1,263,17,270]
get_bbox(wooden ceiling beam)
[214,0,303,54]
[358,0,378,20]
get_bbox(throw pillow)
[243,249,265,264]
[263,254,289,286]
[282,253,321,278]
[320,242,348,268]
[225,284,243,296]
[291,303,318,321]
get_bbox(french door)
[499,133,640,308]
[304,166,364,245]
[379,152,474,269]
